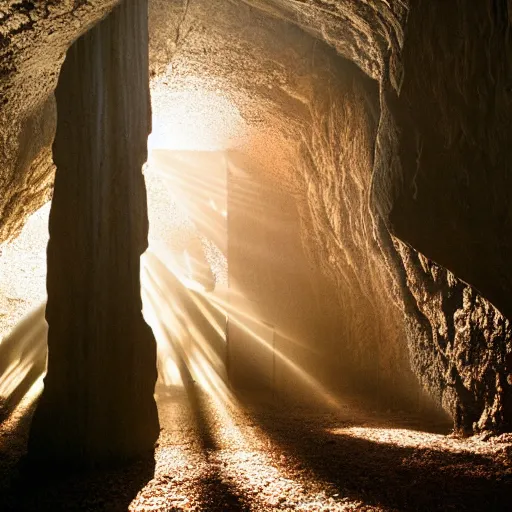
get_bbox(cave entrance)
[140,144,353,405]
[141,150,229,389]
[2,2,512,506]
[0,0,400,424]
[140,146,298,400]
[1,0,453,466]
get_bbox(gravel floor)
[0,383,511,511]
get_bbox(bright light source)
[149,74,246,152]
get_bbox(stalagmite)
[27,0,159,467]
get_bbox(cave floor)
[0,384,511,511]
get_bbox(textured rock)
[383,0,512,432]
[236,0,407,86]
[27,0,159,466]
[0,0,119,241]
[388,0,512,321]
[238,0,512,432]
[395,240,512,433]
[294,63,418,403]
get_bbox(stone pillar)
[28,0,159,467]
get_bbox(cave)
[0,0,511,510]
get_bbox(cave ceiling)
[0,0,405,241]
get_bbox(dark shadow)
[0,304,47,425]
[240,398,511,511]
[0,400,156,512]
[0,307,155,510]
[1,459,156,512]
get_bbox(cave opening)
[0,0,511,510]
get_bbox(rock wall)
[383,0,512,433]
[0,0,119,242]
[294,63,420,406]
[389,0,512,321]
[236,0,407,86]
[395,241,512,433]
[230,0,512,431]
[27,0,159,467]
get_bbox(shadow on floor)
[0,400,156,512]
[2,460,156,512]
[174,348,249,511]
[1,382,510,511]
[0,292,507,511]
[240,397,511,512]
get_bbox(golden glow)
[0,146,469,512]
[1,374,43,434]
[0,204,49,343]
[146,150,228,260]
[149,73,246,152]
[0,149,341,433]
[0,304,47,411]
[327,426,500,454]
[141,247,228,389]
[0,360,32,398]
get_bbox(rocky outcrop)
[0,0,119,242]
[291,38,512,429]
[396,241,512,433]
[384,0,512,432]
[27,0,159,467]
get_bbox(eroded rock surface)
[386,0,512,431]
[0,0,119,241]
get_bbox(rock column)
[28,0,159,467]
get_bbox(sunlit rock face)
[231,0,512,432]
[293,66,421,405]
[27,0,159,467]
[0,0,120,242]
[237,0,407,87]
